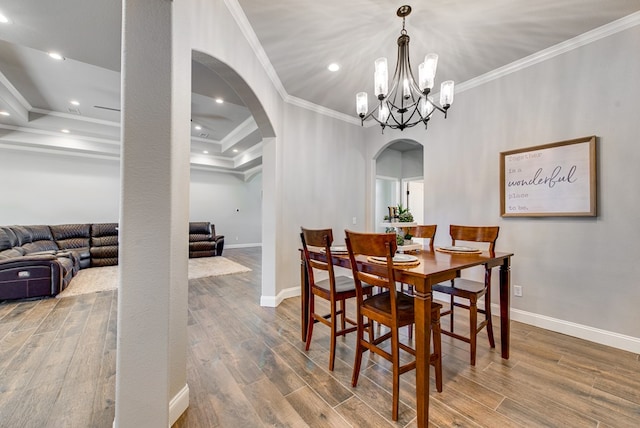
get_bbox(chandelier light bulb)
[403,79,411,98]
[378,104,390,122]
[374,58,388,97]
[356,92,368,117]
[418,53,438,92]
[440,80,455,108]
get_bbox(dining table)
[300,244,514,427]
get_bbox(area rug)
[56,257,251,298]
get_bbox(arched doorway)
[374,139,424,231]
[191,50,276,301]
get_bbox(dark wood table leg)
[300,252,309,342]
[413,285,432,428]
[499,256,511,359]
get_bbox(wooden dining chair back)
[408,224,437,250]
[433,224,499,365]
[344,230,442,421]
[403,225,437,339]
[300,227,368,371]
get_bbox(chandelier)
[356,5,454,132]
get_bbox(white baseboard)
[225,243,262,249]
[169,383,190,427]
[261,285,299,307]
[491,303,640,354]
[113,383,189,428]
[267,286,640,353]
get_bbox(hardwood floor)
[1,247,638,427]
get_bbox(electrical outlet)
[514,285,523,297]
[352,217,357,225]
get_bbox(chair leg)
[351,314,365,388]
[469,298,478,366]
[391,326,400,421]
[329,300,337,371]
[485,290,496,349]
[339,299,346,331]
[449,294,455,333]
[431,312,443,393]
[305,294,315,351]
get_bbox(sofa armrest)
[213,235,224,256]
[0,256,63,299]
[0,254,57,264]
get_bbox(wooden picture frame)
[500,136,597,217]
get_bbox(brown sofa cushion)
[91,223,118,238]
[21,225,59,254]
[50,224,90,250]
[8,226,33,246]
[0,248,25,260]
[27,225,54,241]
[189,222,211,242]
[1,227,19,248]
[0,228,13,251]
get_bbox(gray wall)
[376,147,424,179]
[366,24,640,346]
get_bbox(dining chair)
[432,224,500,365]
[408,224,437,251]
[345,230,442,421]
[404,224,437,339]
[300,227,371,371]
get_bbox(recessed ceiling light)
[48,52,65,61]
[233,149,238,153]
[215,98,223,104]
[70,100,80,106]
[0,111,10,116]
[194,125,202,130]
[0,13,11,24]
[61,129,70,133]
[203,150,209,154]
[328,63,340,72]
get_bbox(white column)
[260,137,278,306]
[116,0,190,426]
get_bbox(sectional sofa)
[0,222,224,301]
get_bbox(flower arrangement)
[385,204,414,222]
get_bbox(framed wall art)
[500,136,597,217]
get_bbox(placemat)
[366,256,421,267]
[436,246,482,255]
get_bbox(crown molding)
[242,164,262,182]
[284,94,361,126]
[0,123,120,146]
[456,11,640,94]
[221,116,258,152]
[30,107,120,128]
[224,0,288,100]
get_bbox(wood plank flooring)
[1,247,638,427]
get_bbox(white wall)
[365,24,640,349]
[0,148,262,246]
[0,149,120,224]
[190,170,262,245]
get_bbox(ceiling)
[0,0,638,177]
